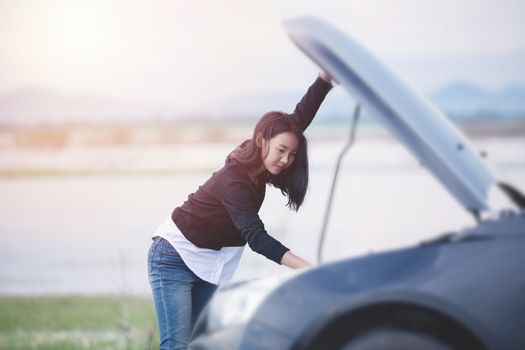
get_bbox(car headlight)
[206,270,300,333]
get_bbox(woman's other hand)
[319,70,332,84]
[281,250,312,269]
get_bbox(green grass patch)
[0,295,159,350]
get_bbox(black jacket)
[172,77,332,264]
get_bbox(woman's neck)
[229,153,266,185]
[247,164,267,185]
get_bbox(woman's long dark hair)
[231,111,308,211]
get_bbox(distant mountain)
[1,81,524,125]
[428,82,525,119]
[0,88,167,125]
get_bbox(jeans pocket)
[161,240,187,267]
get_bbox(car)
[189,17,525,350]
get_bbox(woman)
[148,71,333,349]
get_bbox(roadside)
[0,295,158,350]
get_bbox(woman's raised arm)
[292,71,333,131]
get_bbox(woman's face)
[260,132,299,175]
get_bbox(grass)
[0,295,159,350]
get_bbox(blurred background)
[1,0,524,348]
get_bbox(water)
[0,136,524,295]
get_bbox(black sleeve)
[292,76,333,131]
[221,181,290,264]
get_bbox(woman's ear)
[255,132,263,148]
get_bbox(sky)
[1,0,524,113]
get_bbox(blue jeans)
[148,236,218,350]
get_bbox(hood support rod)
[317,104,361,264]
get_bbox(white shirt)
[154,215,245,285]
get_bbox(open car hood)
[285,17,500,213]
